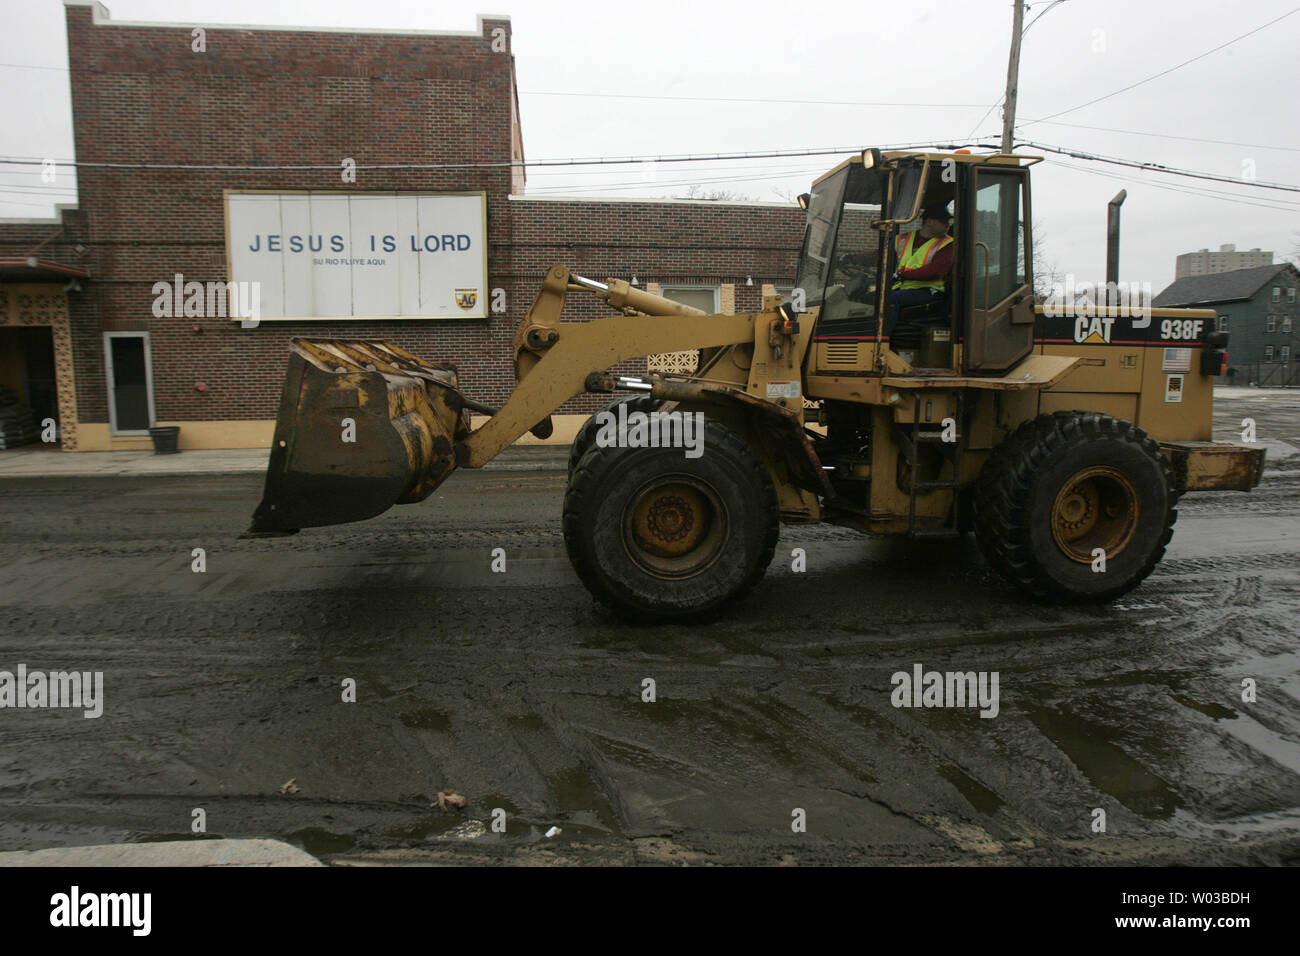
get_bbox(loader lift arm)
[463,265,758,466]
[246,264,770,535]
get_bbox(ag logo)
[454,288,479,311]
[1074,314,1115,344]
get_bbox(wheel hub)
[646,494,695,545]
[1051,465,1139,563]
[623,477,726,578]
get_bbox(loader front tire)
[563,420,778,622]
[973,411,1176,603]
[568,395,660,477]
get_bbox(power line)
[1022,0,1070,35]
[522,160,838,179]
[3,139,1294,197]
[520,90,986,108]
[1050,158,1300,214]
[1052,157,1300,207]
[0,146,870,172]
[0,62,68,72]
[1018,140,1300,192]
[1029,119,1300,153]
[0,198,74,209]
[0,141,945,173]
[525,164,832,195]
[1020,7,1300,127]
[0,60,988,110]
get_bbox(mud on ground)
[0,390,1298,865]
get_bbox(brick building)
[0,1,804,452]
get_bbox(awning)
[0,257,91,283]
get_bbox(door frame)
[963,164,1034,373]
[103,330,156,436]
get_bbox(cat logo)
[1073,314,1116,344]
[454,288,478,311]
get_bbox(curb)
[0,838,323,867]
[0,450,570,479]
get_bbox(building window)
[1265,345,1275,361]
[1217,315,1229,332]
[649,287,720,375]
[1286,318,1294,333]
[1274,287,1282,301]
[659,286,720,314]
[1267,315,1277,332]
[1290,288,1297,303]
[1283,346,1293,364]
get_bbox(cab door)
[964,166,1035,372]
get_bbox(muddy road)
[1,392,1298,865]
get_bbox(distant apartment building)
[1175,244,1274,279]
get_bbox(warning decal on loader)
[766,381,801,399]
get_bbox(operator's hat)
[922,205,952,222]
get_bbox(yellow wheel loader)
[246,149,1264,621]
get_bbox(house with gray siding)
[1154,263,1300,386]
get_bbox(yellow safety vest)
[894,232,954,291]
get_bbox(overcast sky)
[2,0,1298,292]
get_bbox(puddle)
[385,816,466,842]
[399,707,450,730]
[129,831,212,843]
[1080,669,1190,690]
[285,827,357,856]
[1170,694,1237,721]
[548,766,619,832]
[1023,702,1183,819]
[938,764,1003,815]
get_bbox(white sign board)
[225,191,487,319]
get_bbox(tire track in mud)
[2,448,1299,862]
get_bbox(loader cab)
[797,150,1038,376]
[794,158,887,334]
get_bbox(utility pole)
[1001,0,1025,154]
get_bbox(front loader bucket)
[246,339,471,536]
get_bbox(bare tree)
[677,184,758,202]
[1030,218,1064,303]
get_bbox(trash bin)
[148,425,180,454]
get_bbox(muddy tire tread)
[563,421,778,622]
[973,411,1177,603]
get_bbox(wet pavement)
[1,391,1298,865]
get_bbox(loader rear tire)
[568,395,660,477]
[973,411,1176,603]
[563,420,779,622]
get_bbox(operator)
[885,206,954,335]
